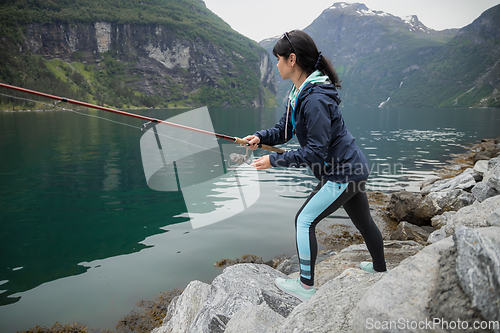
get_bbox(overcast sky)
[202,0,499,42]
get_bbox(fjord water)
[1,107,499,331]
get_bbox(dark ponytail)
[273,30,341,88]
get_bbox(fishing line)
[0,83,285,153]
[1,91,141,129]
[64,107,253,165]
[0,91,59,108]
[0,91,253,165]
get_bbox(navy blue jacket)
[255,82,370,183]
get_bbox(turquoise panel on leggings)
[296,181,348,278]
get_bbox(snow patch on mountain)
[356,8,389,17]
[402,15,432,33]
[329,2,389,17]
[328,3,433,33]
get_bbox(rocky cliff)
[25,22,275,107]
[0,0,276,109]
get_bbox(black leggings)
[295,179,386,286]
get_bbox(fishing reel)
[228,147,252,167]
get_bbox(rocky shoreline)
[150,138,500,333]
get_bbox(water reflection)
[102,145,121,192]
[0,111,185,307]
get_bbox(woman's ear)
[289,53,297,67]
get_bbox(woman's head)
[273,30,341,88]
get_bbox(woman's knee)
[296,212,312,231]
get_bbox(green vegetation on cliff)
[2,0,224,31]
[0,0,275,109]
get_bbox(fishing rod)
[0,82,285,154]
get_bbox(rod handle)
[234,137,286,154]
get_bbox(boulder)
[386,191,425,226]
[473,159,489,177]
[311,241,423,288]
[414,189,475,221]
[472,160,500,202]
[487,162,500,193]
[471,181,500,202]
[351,237,454,332]
[473,150,492,163]
[427,245,489,330]
[390,221,432,245]
[420,168,477,195]
[431,211,456,229]
[427,227,447,244]
[153,264,301,333]
[454,226,500,329]
[473,139,500,163]
[224,303,284,333]
[445,195,500,236]
[481,139,500,157]
[277,268,384,333]
[488,156,500,169]
[487,208,500,226]
[419,176,441,190]
[156,280,212,333]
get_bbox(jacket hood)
[297,82,341,108]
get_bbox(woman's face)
[276,55,293,80]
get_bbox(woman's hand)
[242,135,261,150]
[251,155,272,170]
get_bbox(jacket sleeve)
[268,97,334,168]
[253,107,293,146]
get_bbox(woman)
[244,30,387,302]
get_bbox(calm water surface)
[0,107,499,331]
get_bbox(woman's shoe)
[360,261,388,273]
[275,278,316,301]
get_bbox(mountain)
[391,4,500,107]
[261,2,499,108]
[0,0,276,109]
